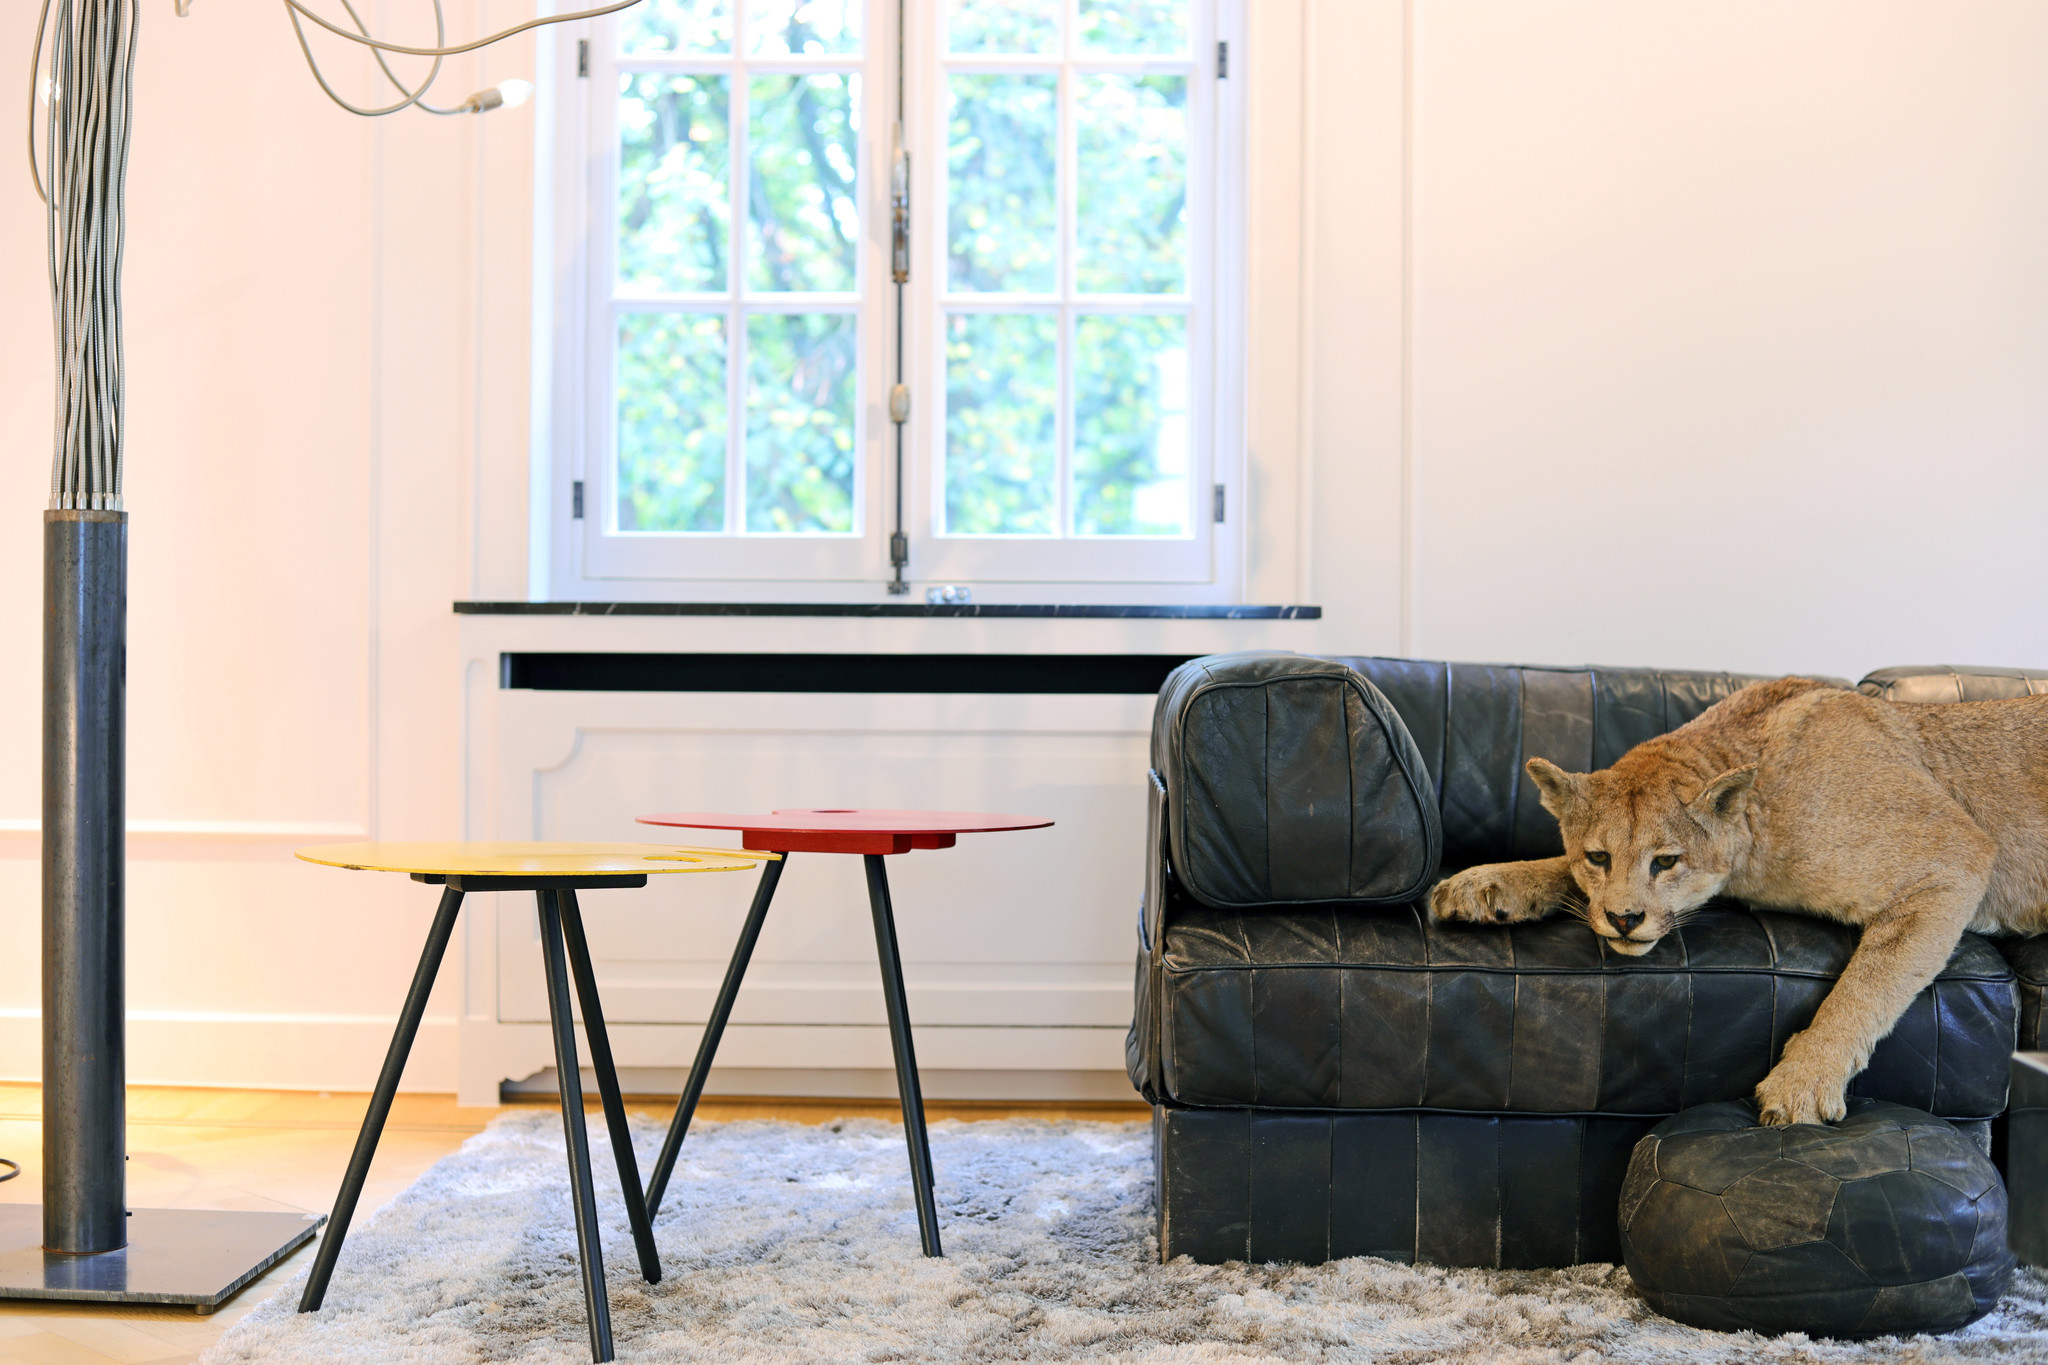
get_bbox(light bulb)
[460,78,535,114]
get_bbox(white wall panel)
[461,685,1151,1099]
[1301,1,2048,678]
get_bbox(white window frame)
[538,1,1247,602]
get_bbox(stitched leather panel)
[1158,901,2017,1120]
[2003,934,2048,1051]
[1153,1104,1995,1268]
[1153,652,1440,908]
[1154,1104,1654,1267]
[1437,665,1522,866]
[1859,664,2048,703]
[1513,669,1594,858]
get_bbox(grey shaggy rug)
[200,1112,2048,1364]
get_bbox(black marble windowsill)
[454,601,1320,619]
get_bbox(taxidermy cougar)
[1429,676,2048,1127]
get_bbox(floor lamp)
[0,0,634,1313]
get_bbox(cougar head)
[1525,756,1756,956]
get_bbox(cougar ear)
[1525,757,1584,819]
[1693,765,1757,821]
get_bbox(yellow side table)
[291,842,773,1363]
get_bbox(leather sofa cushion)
[1859,664,2048,703]
[1153,1105,1655,1268]
[1152,652,1440,909]
[1152,1104,1995,1270]
[1329,659,1814,868]
[1157,899,2016,1121]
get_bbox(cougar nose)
[1609,910,1646,937]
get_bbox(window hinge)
[572,480,585,519]
[1213,483,1226,523]
[1216,40,1228,79]
[577,39,589,78]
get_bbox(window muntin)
[606,3,865,541]
[934,2,1198,545]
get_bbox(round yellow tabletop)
[295,841,777,877]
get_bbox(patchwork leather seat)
[1156,900,2014,1119]
[1128,653,2030,1269]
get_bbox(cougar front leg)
[1754,870,1986,1127]
[1430,857,1576,926]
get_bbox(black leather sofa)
[1126,654,2048,1269]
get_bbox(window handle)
[890,122,910,285]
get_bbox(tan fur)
[1429,677,2048,1126]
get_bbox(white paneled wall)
[451,613,1316,1105]
[4,2,2047,1097]
[462,679,1152,1104]
[1296,0,2048,677]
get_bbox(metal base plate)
[0,1206,323,1312]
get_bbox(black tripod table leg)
[644,854,785,1218]
[560,890,660,1284]
[541,892,614,1363]
[299,887,463,1314]
[863,854,943,1258]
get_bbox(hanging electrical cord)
[0,1158,16,1182]
[287,0,450,118]
[280,0,642,59]
[24,2,649,506]
[276,0,629,118]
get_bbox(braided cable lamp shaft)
[33,0,135,1256]
[36,0,136,512]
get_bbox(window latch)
[1216,40,1228,79]
[572,480,585,520]
[577,39,589,78]
[1213,484,1226,524]
[890,122,910,284]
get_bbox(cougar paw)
[1754,1055,1850,1128]
[1430,867,1548,926]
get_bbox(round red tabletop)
[635,808,1054,855]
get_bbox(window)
[546,0,1242,599]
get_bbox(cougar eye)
[1651,854,1678,874]
[1585,850,1610,868]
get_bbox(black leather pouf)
[1618,1099,2014,1337]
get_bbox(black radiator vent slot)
[499,652,1199,694]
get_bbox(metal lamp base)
[0,1206,323,1313]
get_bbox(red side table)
[633,809,1052,1257]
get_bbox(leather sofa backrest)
[1328,659,1788,867]
[1152,651,1440,908]
[1859,664,2048,703]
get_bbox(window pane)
[747,0,860,55]
[946,0,1058,54]
[748,75,860,294]
[622,0,732,54]
[1074,314,1188,537]
[619,75,730,294]
[947,76,1059,294]
[945,313,1057,535]
[1078,0,1188,55]
[1077,75,1186,294]
[746,313,857,533]
[617,313,727,533]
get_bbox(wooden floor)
[0,1083,1147,1365]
